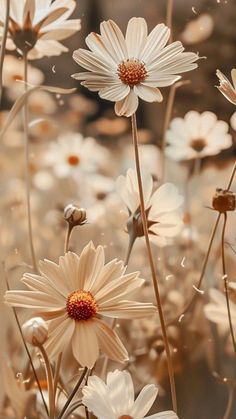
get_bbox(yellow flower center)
[190,138,206,152]
[67,155,80,166]
[66,290,98,321]
[118,59,147,86]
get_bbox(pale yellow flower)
[5,242,156,368]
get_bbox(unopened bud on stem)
[64,204,87,227]
[22,317,48,346]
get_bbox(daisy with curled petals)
[82,369,179,419]
[116,168,183,247]
[5,242,156,369]
[0,0,81,59]
[166,111,232,161]
[216,69,236,105]
[72,17,199,117]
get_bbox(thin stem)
[39,345,55,419]
[160,80,190,183]
[2,265,48,416]
[166,0,174,43]
[124,232,136,266]
[223,384,234,419]
[0,0,10,105]
[221,212,236,354]
[62,401,83,418]
[226,161,236,190]
[57,367,88,419]
[53,353,62,404]
[131,113,177,413]
[23,52,37,272]
[64,224,73,253]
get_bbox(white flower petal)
[131,384,158,418]
[100,20,128,63]
[106,370,135,416]
[72,320,99,368]
[134,84,163,102]
[45,316,75,359]
[99,83,130,102]
[114,89,139,117]
[125,17,147,58]
[141,24,170,64]
[93,319,128,363]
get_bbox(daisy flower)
[44,132,109,178]
[5,242,156,368]
[116,169,183,246]
[216,69,236,105]
[0,0,81,59]
[72,17,199,117]
[166,111,232,161]
[82,369,179,419]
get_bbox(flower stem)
[0,0,10,105]
[221,212,236,354]
[166,0,174,43]
[23,51,38,272]
[124,231,136,266]
[64,224,73,253]
[57,367,88,419]
[131,113,177,413]
[39,344,55,419]
[223,384,234,419]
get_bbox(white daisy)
[72,17,199,117]
[166,111,232,161]
[0,0,81,59]
[216,69,236,105]
[116,168,183,247]
[44,132,108,178]
[82,369,179,419]
[5,242,156,368]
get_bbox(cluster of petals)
[166,111,232,161]
[216,69,236,106]
[72,17,199,117]
[0,0,81,59]
[82,369,179,419]
[5,241,156,368]
[116,168,183,246]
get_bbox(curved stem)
[62,401,83,418]
[221,212,236,354]
[0,0,10,104]
[23,52,37,272]
[64,224,73,254]
[57,367,88,419]
[222,384,234,419]
[131,113,177,413]
[39,345,55,419]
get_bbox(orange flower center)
[190,138,206,152]
[119,416,133,419]
[118,59,147,86]
[67,155,80,166]
[66,290,98,321]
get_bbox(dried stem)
[0,0,10,104]
[39,344,55,419]
[58,367,88,419]
[222,384,235,419]
[160,80,190,183]
[221,212,236,354]
[131,113,177,413]
[23,52,38,272]
[2,264,48,416]
[166,0,174,43]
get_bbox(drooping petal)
[44,315,75,359]
[93,319,128,363]
[72,321,99,368]
[134,84,163,102]
[99,83,130,102]
[114,89,139,117]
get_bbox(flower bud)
[22,317,48,346]
[212,188,236,213]
[64,204,87,227]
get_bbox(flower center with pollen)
[190,138,206,153]
[119,416,133,419]
[67,155,80,166]
[66,290,98,321]
[118,59,147,86]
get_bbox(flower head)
[1,0,81,59]
[166,111,232,161]
[117,169,183,246]
[82,369,179,419]
[5,242,156,368]
[72,17,199,117]
[216,69,236,105]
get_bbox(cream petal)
[73,49,111,74]
[95,271,143,305]
[165,145,194,161]
[81,242,105,291]
[134,84,163,102]
[100,20,127,63]
[5,290,63,310]
[131,384,158,418]
[99,83,130,102]
[184,110,201,138]
[99,301,156,319]
[199,111,217,137]
[22,273,66,303]
[114,89,139,117]
[144,73,181,87]
[231,69,236,89]
[82,376,115,419]
[141,24,170,64]
[93,319,128,363]
[39,258,71,295]
[125,17,147,59]
[72,321,99,368]
[44,316,75,359]
[40,24,80,41]
[149,183,183,215]
[150,213,183,237]
[147,41,184,70]
[146,412,179,419]
[106,370,134,416]
[91,259,125,296]
[85,32,117,69]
